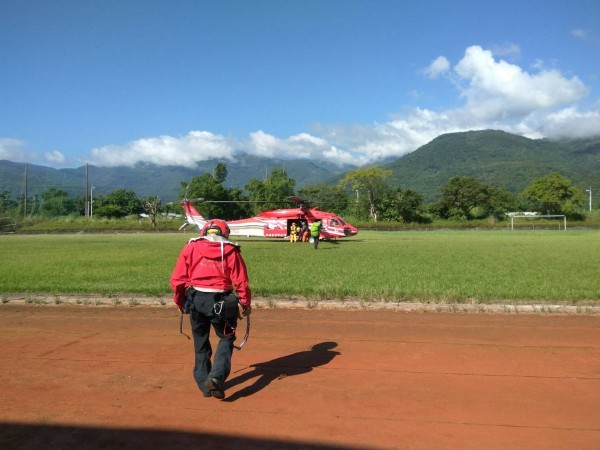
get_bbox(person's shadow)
[224,341,340,402]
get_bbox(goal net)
[508,214,567,231]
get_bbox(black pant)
[189,292,237,395]
[313,235,320,249]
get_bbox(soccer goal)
[509,214,567,231]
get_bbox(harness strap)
[234,315,250,350]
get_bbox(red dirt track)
[1,304,599,449]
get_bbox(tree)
[435,176,519,220]
[213,163,228,183]
[379,188,429,223]
[521,172,585,218]
[227,187,253,219]
[182,164,253,220]
[94,189,142,218]
[40,188,76,217]
[0,191,18,214]
[142,196,161,228]
[339,167,392,222]
[16,194,41,216]
[186,173,231,219]
[245,167,296,213]
[435,176,489,220]
[483,188,519,220]
[297,184,349,214]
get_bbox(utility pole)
[23,163,28,216]
[586,187,592,212]
[90,187,95,217]
[85,164,89,217]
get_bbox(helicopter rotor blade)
[198,200,287,204]
[165,197,204,206]
[166,197,297,206]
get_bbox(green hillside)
[382,130,600,201]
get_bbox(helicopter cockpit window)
[330,219,339,227]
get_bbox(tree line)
[0,162,587,225]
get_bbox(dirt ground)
[0,304,599,450]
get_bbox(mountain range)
[0,154,353,203]
[1,130,598,203]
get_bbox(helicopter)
[176,196,358,240]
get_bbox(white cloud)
[321,145,363,166]
[0,138,29,161]
[424,56,450,79]
[317,108,466,164]
[44,150,66,165]
[490,42,521,61]
[454,45,588,120]
[247,131,281,158]
[0,139,70,167]
[571,28,588,39]
[89,131,237,167]
[248,130,340,163]
[530,107,600,139]
[298,109,450,167]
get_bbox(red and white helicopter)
[177,196,358,240]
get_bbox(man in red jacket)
[170,219,251,400]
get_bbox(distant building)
[505,212,538,217]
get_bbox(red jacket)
[170,237,251,309]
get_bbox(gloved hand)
[242,305,251,317]
[180,298,191,314]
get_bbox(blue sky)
[1,0,599,169]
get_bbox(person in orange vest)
[300,221,310,242]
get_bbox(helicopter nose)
[344,227,357,236]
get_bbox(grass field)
[1,230,599,304]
